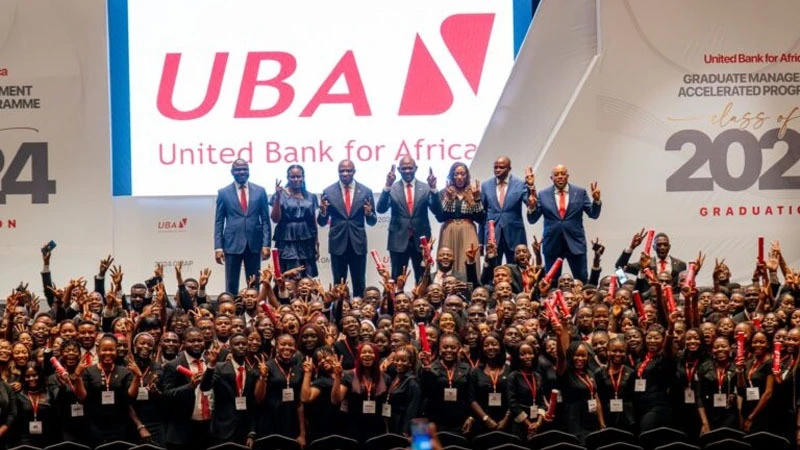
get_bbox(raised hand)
[527,189,538,210]
[486,241,498,259]
[257,355,269,378]
[206,345,220,367]
[319,194,330,217]
[154,263,164,280]
[427,167,437,189]
[590,181,601,202]
[630,228,647,250]
[41,243,53,265]
[331,355,344,378]
[302,356,314,373]
[198,268,211,288]
[247,274,257,288]
[282,265,306,280]
[260,267,274,285]
[363,197,373,217]
[465,243,479,264]
[126,355,143,377]
[110,265,123,292]
[98,254,114,277]
[174,261,184,285]
[471,180,481,202]
[396,266,411,291]
[693,251,706,273]
[524,166,535,187]
[639,252,652,272]
[531,236,541,256]
[592,238,605,257]
[275,179,284,196]
[385,164,397,188]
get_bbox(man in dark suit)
[376,156,442,282]
[615,230,686,287]
[162,328,212,450]
[317,159,377,297]
[214,159,271,295]
[527,164,601,283]
[480,156,536,264]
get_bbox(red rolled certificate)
[544,258,563,284]
[487,220,496,244]
[418,323,431,353]
[177,365,194,378]
[736,331,746,361]
[685,262,697,287]
[758,237,765,263]
[644,229,655,255]
[642,267,655,280]
[419,236,433,265]
[608,275,617,299]
[545,389,559,420]
[753,317,762,331]
[50,357,74,390]
[271,249,282,279]
[664,285,676,314]
[632,290,646,319]
[773,341,782,374]
[545,298,559,322]
[370,249,384,270]
[554,290,569,316]
[260,301,279,327]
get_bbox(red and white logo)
[0,68,8,77]
[157,217,188,232]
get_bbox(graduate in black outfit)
[256,334,306,446]
[736,330,773,433]
[331,341,389,442]
[300,346,340,443]
[507,342,547,441]
[128,332,165,445]
[419,333,473,434]
[697,337,739,432]
[12,362,57,447]
[468,332,511,434]
[594,337,636,433]
[385,346,422,435]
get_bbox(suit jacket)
[527,183,601,256]
[317,181,377,255]
[615,250,687,282]
[214,182,272,254]
[162,352,206,445]
[201,360,256,442]
[479,175,531,246]
[376,179,442,253]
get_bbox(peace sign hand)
[524,166,535,187]
[590,181,601,202]
[331,355,344,378]
[275,179,284,196]
[302,356,314,374]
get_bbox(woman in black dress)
[128,332,165,445]
[12,362,57,447]
[697,337,739,433]
[468,332,511,434]
[672,328,705,440]
[74,334,142,446]
[270,164,320,278]
[48,339,88,443]
[507,342,547,441]
[334,314,361,370]
[594,337,636,433]
[331,341,389,442]
[419,333,472,434]
[385,346,422,436]
[300,346,340,444]
[632,325,676,432]
[736,330,773,433]
[256,334,306,446]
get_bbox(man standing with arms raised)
[318,159,377,297]
[480,156,536,264]
[527,164,601,283]
[376,156,442,282]
[214,159,271,295]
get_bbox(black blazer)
[201,360,256,443]
[615,250,686,286]
[376,180,442,253]
[162,352,208,445]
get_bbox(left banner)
[0,0,112,294]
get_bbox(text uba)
[156,13,495,120]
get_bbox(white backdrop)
[0,0,112,293]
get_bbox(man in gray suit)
[376,156,442,282]
[214,159,271,295]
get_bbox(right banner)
[524,0,800,282]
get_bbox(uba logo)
[158,217,188,231]
[0,68,7,77]
[156,13,495,120]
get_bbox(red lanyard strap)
[716,365,729,392]
[521,371,537,403]
[608,367,623,397]
[275,363,293,388]
[488,368,502,392]
[637,353,653,379]
[685,359,698,383]
[98,364,114,391]
[575,372,595,397]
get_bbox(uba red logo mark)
[158,217,188,231]
[156,13,495,120]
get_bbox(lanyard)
[520,371,537,404]
[343,339,355,360]
[28,392,41,420]
[444,363,457,388]
[363,377,374,400]
[637,352,653,379]
[140,366,151,384]
[747,356,766,385]
[465,354,479,369]
[275,362,293,388]
[685,359,698,384]
[488,368,502,392]
[98,364,115,391]
[608,367,624,398]
[716,364,729,393]
[575,371,595,397]
[387,377,401,401]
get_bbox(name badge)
[137,387,149,401]
[102,391,115,405]
[235,396,247,410]
[529,405,538,419]
[634,379,646,392]
[444,388,457,402]
[340,400,349,413]
[382,403,392,418]
[29,421,43,435]
[363,400,376,414]
[587,399,597,413]
[713,393,727,408]
[746,387,760,401]
[71,403,84,417]
[609,399,624,412]
[282,388,295,402]
[488,393,502,407]
[684,388,695,404]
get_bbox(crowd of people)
[0,158,796,450]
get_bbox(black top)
[419,360,472,431]
[468,364,510,422]
[386,372,422,435]
[257,358,303,437]
[593,365,636,431]
[12,386,58,447]
[81,365,134,441]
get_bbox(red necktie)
[659,260,667,273]
[344,185,352,215]
[236,366,245,396]
[498,182,506,208]
[83,352,92,365]
[239,185,248,213]
[558,190,566,218]
[195,360,210,420]
[406,183,414,213]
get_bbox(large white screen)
[125,0,514,195]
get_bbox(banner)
[0,0,112,293]
[111,0,515,196]
[486,0,800,283]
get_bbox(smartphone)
[41,240,56,255]
[615,268,629,284]
[411,418,432,450]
